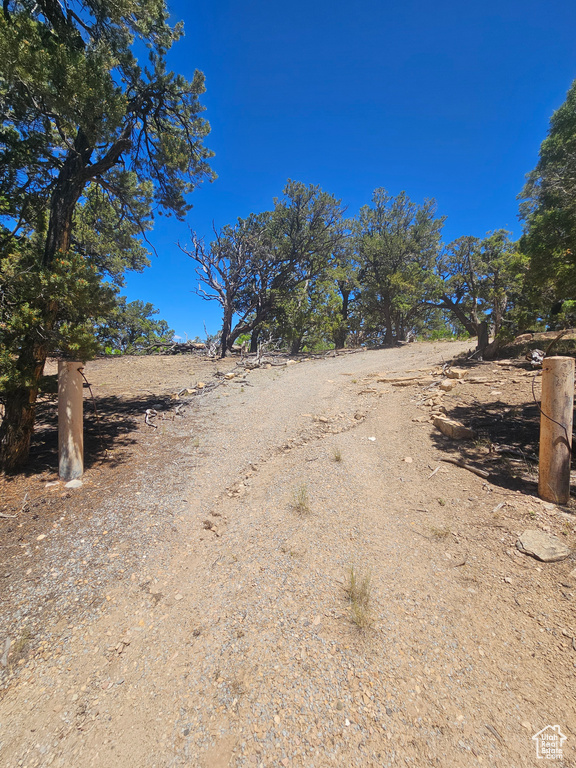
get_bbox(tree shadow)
[16,390,175,477]
[429,398,554,493]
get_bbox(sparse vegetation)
[332,447,342,462]
[291,484,311,515]
[9,627,33,665]
[229,677,246,696]
[429,526,450,539]
[346,566,373,630]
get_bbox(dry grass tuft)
[291,484,310,515]
[346,566,373,630]
[332,447,343,462]
[9,627,33,665]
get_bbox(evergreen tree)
[355,190,444,344]
[431,231,527,338]
[0,0,213,470]
[96,297,174,353]
[520,78,576,303]
[184,181,345,356]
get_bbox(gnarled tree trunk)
[0,341,47,473]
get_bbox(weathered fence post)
[538,356,574,504]
[58,361,84,481]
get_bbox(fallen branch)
[544,329,569,358]
[440,457,490,479]
[145,409,158,428]
[1,493,32,519]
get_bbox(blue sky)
[123,0,576,340]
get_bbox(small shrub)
[332,447,342,462]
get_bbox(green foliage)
[97,297,174,353]
[270,277,342,353]
[354,189,444,344]
[185,180,345,356]
[434,230,528,337]
[550,299,576,329]
[72,179,153,283]
[0,1,214,251]
[520,78,576,302]
[0,0,213,469]
[0,246,115,393]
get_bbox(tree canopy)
[184,181,345,356]
[354,189,444,344]
[520,78,576,303]
[96,297,174,353]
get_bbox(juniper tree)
[520,78,576,319]
[430,231,527,338]
[355,190,444,344]
[184,181,345,356]
[96,297,174,354]
[0,0,213,470]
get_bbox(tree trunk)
[2,132,89,471]
[492,294,507,336]
[290,336,303,355]
[226,297,274,352]
[43,130,93,265]
[221,303,232,358]
[334,288,350,349]
[477,320,489,353]
[383,304,394,345]
[250,327,260,353]
[0,343,47,473]
[440,295,479,337]
[2,138,88,470]
[2,125,131,472]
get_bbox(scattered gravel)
[1,342,575,767]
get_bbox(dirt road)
[1,342,575,767]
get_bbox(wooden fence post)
[538,356,574,504]
[58,361,84,481]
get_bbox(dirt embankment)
[1,341,575,768]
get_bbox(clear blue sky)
[123,0,576,340]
